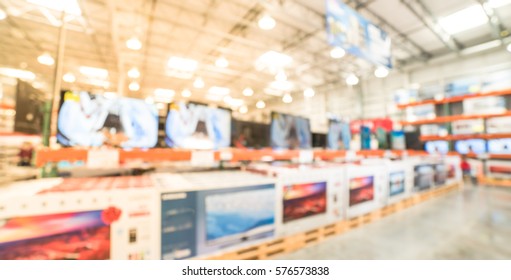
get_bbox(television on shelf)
[165,101,231,149]
[454,139,487,154]
[389,171,405,197]
[391,130,406,150]
[425,141,449,154]
[270,112,312,149]
[349,176,374,207]
[327,119,351,150]
[488,139,511,154]
[231,119,270,149]
[57,91,158,148]
[282,182,327,223]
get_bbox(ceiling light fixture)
[154,88,175,103]
[128,81,140,91]
[0,9,7,20]
[330,47,346,59]
[145,97,154,104]
[242,87,254,97]
[374,66,389,78]
[181,89,192,98]
[37,53,54,66]
[167,56,198,79]
[258,14,276,30]
[438,5,488,34]
[127,67,140,79]
[346,74,359,86]
[256,100,266,109]
[126,36,142,50]
[304,87,315,98]
[215,57,229,68]
[275,70,287,81]
[193,77,204,88]
[0,67,36,80]
[239,105,248,114]
[62,72,76,83]
[282,93,293,103]
[27,0,81,16]
[255,51,292,71]
[208,86,230,96]
[79,66,108,79]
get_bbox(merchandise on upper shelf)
[454,139,487,155]
[406,104,436,122]
[444,77,481,98]
[481,70,511,93]
[451,119,485,135]
[487,116,511,134]
[424,140,449,154]
[488,138,511,154]
[462,96,506,115]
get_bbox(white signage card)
[191,151,215,166]
[87,149,119,168]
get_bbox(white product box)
[444,156,462,184]
[486,160,511,179]
[344,163,386,218]
[385,160,414,205]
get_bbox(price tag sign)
[219,151,233,161]
[191,151,215,166]
[87,149,120,168]
[346,150,357,160]
[384,150,393,158]
[299,150,314,163]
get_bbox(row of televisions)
[425,139,511,154]
[56,90,351,150]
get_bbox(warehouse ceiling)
[0,0,510,110]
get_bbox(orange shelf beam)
[420,133,511,141]
[396,89,511,109]
[401,111,511,126]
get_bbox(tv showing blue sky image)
[425,141,449,154]
[271,112,312,149]
[455,139,486,154]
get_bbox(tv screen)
[389,171,405,196]
[349,176,374,207]
[57,91,158,148]
[434,164,447,185]
[425,141,449,154]
[165,101,231,149]
[391,130,406,150]
[205,187,275,245]
[327,119,351,150]
[270,112,311,149]
[454,139,487,154]
[14,80,45,134]
[488,139,511,154]
[0,210,110,260]
[231,120,269,149]
[282,182,327,223]
[414,164,434,191]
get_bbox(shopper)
[460,156,476,186]
[18,141,33,167]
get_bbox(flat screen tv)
[454,139,486,154]
[282,182,327,223]
[57,91,158,148]
[205,186,275,245]
[270,112,312,149]
[425,141,449,154]
[389,171,405,197]
[414,164,434,191]
[488,139,511,154]
[14,80,45,134]
[327,119,351,150]
[349,176,375,207]
[165,101,231,149]
[0,210,110,260]
[231,119,270,149]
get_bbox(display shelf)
[205,181,461,260]
[396,89,511,109]
[467,153,511,159]
[401,111,511,126]
[478,175,511,188]
[420,133,511,141]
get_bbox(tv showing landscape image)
[389,171,405,196]
[349,176,375,206]
[0,210,110,260]
[283,182,327,223]
[205,186,275,245]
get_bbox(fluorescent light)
[269,80,293,91]
[79,66,108,79]
[256,100,266,109]
[258,14,276,30]
[87,79,110,88]
[206,94,222,102]
[62,72,76,83]
[488,0,511,8]
[32,82,43,89]
[181,88,192,98]
[167,56,198,72]
[346,74,359,86]
[215,57,229,68]
[27,0,81,16]
[438,5,488,34]
[0,67,35,80]
[208,86,230,96]
[193,77,204,88]
[126,36,142,50]
[275,70,287,81]
[374,66,389,78]
[507,43,511,53]
[255,51,292,71]
[242,87,254,97]
[0,9,7,20]
[128,81,140,91]
[154,88,175,100]
[225,96,244,107]
[37,53,54,66]
[282,93,293,103]
[330,47,346,59]
[239,105,248,114]
[304,87,315,98]
[128,67,140,78]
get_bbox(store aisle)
[276,186,511,260]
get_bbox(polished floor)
[276,184,511,259]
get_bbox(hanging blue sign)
[326,0,392,68]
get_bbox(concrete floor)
[276,185,511,260]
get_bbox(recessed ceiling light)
[181,88,192,98]
[154,88,175,103]
[129,81,140,91]
[258,14,276,30]
[126,36,142,50]
[330,47,346,59]
[208,86,230,96]
[304,87,315,98]
[0,9,7,20]
[255,51,292,71]
[215,57,229,68]
[374,66,389,78]
[27,0,81,16]
[193,77,204,88]
[79,66,108,79]
[256,100,266,109]
[239,105,248,114]
[346,74,359,86]
[242,87,254,97]
[37,53,54,66]
[167,56,198,72]
[62,72,76,83]
[438,5,488,34]
[282,93,293,103]
[128,67,140,79]
[275,70,287,81]
[0,67,36,80]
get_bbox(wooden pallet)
[479,176,511,188]
[205,182,461,260]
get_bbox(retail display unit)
[344,163,386,218]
